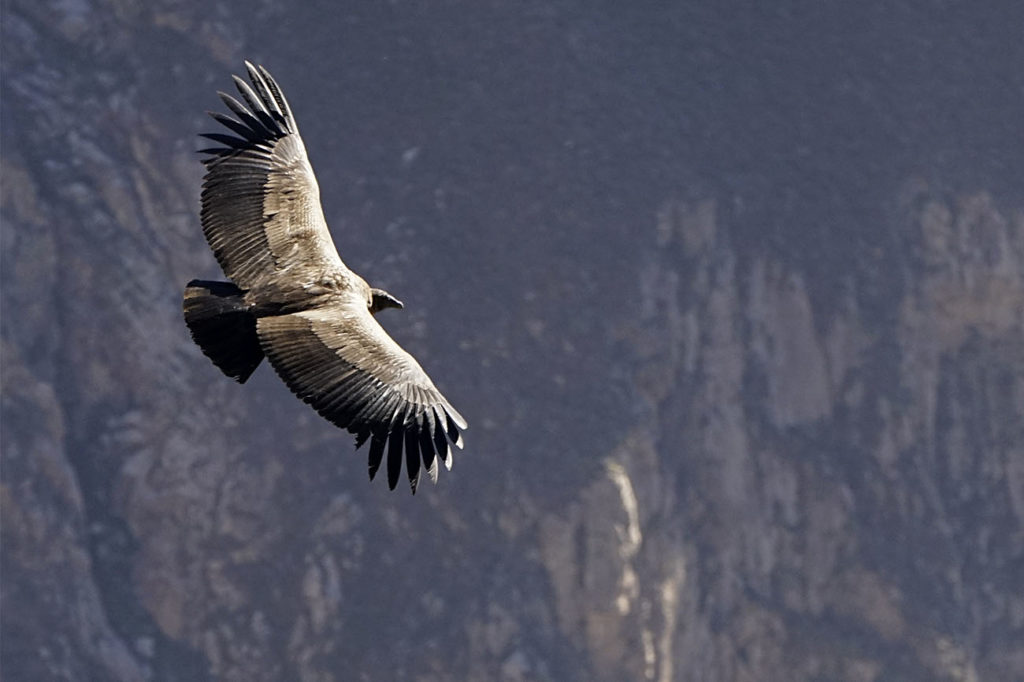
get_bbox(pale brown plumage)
[183,62,466,493]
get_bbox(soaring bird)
[183,62,466,493]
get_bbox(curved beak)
[370,288,404,314]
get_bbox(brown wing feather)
[199,62,346,289]
[256,301,467,492]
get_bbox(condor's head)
[368,287,404,315]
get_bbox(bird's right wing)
[199,62,346,288]
[256,304,467,493]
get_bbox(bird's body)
[184,62,466,493]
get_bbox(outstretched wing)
[199,62,346,288]
[256,302,468,493]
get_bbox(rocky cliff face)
[616,190,1024,681]
[3,2,1023,681]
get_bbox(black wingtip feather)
[446,412,465,450]
[245,62,284,120]
[255,64,295,132]
[207,111,263,143]
[431,408,450,469]
[368,433,386,481]
[231,75,282,134]
[199,132,246,149]
[405,427,421,494]
[447,405,469,430]
[386,429,404,491]
[419,414,437,480]
[231,74,263,113]
[218,91,274,137]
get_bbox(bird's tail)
[183,280,264,383]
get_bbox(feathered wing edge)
[199,62,296,158]
[257,312,467,494]
[198,61,344,292]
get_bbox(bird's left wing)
[199,62,346,288]
[256,304,468,493]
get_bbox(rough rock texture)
[622,192,1024,681]
[2,2,1023,681]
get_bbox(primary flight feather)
[183,62,466,493]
